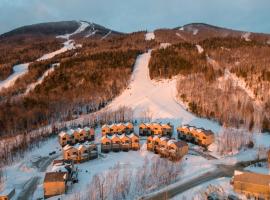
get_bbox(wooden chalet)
[177,125,214,147]
[44,172,67,198]
[152,135,161,153]
[232,171,270,199]
[147,135,154,151]
[102,123,134,136]
[125,122,134,134]
[158,137,170,157]
[58,131,71,147]
[167,140,188,161]
[102,125,111,136]
[111,134,121,152]
[120,134,131,151]
[139,123,151,136]
[101,136,111,153]
[129,133,140,150]
[63,145,78,162]
[161,123,173,137]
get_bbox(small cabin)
[77,128,88,142]
[151,123,163,135]
[44,172,67,198]
[167,140,188,161]
[102,125,111,136]
[232,171,270,199]
[0,188,15,200]
[161,124,173,137]
[120,134,131,151]
[197,129,214,147]
[177,125,190,139]
[77,144,89,162]
[84,142,98,159]
[111,134,121,152]
[158,137,170,156]
[139,123,151,136]
[129,133,140,150]
[101,136,111,153]
[66,129,75,143]
[152,136,161,153]
[147,135,154,151]
[110,124,119,134]
[125,122,134,134]
[63,145,78,162]
[117,123,127,134]
[84,127,95,141]
[58,131,71,147]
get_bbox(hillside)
[0,21,269,137]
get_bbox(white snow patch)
[196,44,204,54]
[159,43,171,49]
[193,28,199,35]
[242,32,251,42]
[145,32,155,41]
[56,21,89,40]
[179,27,184,31]
[101,31,112,40]
[0,63,29,91]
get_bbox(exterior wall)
[63,148,78,162]
[233,181,270,199]
[44,182,66,198]
[59,135,70,146]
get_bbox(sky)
[0,0,270,34]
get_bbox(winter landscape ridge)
[0,20,270,200]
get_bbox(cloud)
[0,0,269,34]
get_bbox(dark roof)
[174,141,188,148]
[44,172,67,182]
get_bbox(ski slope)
[0,63,29,91]
[106,50,220,133]
[0,21,87,92]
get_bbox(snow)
[196,44,204,54]
[179,27,184,31]
[105,50,220,134]
[24,64,58,94]
[242,32,251,42]
[101,31,112,40]
[159,43,171,49]
[0,21,88,92]
[0,63,29,91]
[56,21,89,40]
[245,162,270,175]
[171,178,240,200]
[145,32,155,41]
[192,28,199,35]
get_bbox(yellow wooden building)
[167,140,189,161]
[120,134,131,151]
[44,172,67,198]
[177,125,214,147]
[232,171,270,199]
[63,145,78,162]
[111,134,121,152]
[147,135,154,151]
[102,123,134,136]
[101,136,111,153]
[129,133,140,150]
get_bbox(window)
[134,139,138,143]
[73,152,77,155]
[62,138,66,140]
[203,137,206,139]
[80,134,83,136]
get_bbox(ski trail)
[106,50,220,133]
[0,21,87,92]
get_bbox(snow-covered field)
[145,32,155,40]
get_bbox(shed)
[44,172,67,198]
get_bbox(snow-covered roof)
[84,127,90,131]
[101,136,111,141]
[51,165,68,173]
[160,137,169,141]
[76,128,83,133]
[59,131,67,137]
[129,133,139,138]
[111,134,120,140]
[63,145,74,151]
[67,129,75,136]
[102,124,109,129]
[167,140,177,145]
[153,135,160,140]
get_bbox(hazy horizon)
[1,0,269,34]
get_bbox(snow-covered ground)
[196,44,204,54]
[242,32,251,42]
[145,32,155,41]
[160,43,171,49]
[106,50,220,134]
[171,178,243,200]
[0,63,29,91]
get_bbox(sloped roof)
[59,131,67,137]
[44,172,67,182]
[234,171,270,186]
[129,133,139,138]
[66,129,75,136]
[84,127,90,131]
